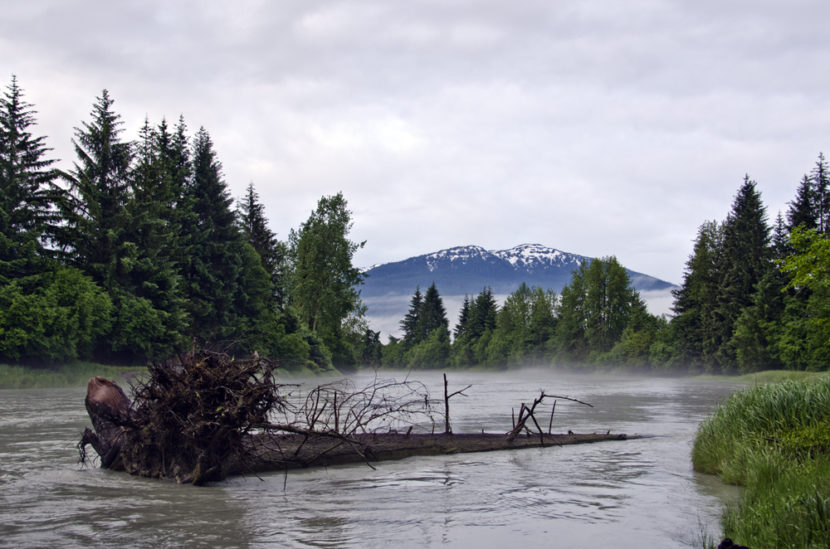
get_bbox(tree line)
[3,74,828,374]
[379,160,830,373]
[0,76,365,371]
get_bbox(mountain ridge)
[360,243,677,338]
[361,243,675,297]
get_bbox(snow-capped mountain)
[360,243,677,337]
[362,243,673,297]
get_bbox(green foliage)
[451,287,498,366]
[392,283,452,367]
[731,270,786,373]
[239,181,288,307]
[555,257,645,362]
[693,377,830,548]
[381,336,406,368]
[715,177,772,370]
[405,329,451,368]
[485,283,558,367]
[359,328,383,367]
[671,178,774,373]
[109,292,170,362]
[788,174,819,232]
[417,283,450,341]
[671,220,724,369]
[774,227,830,371]
[400,287,424,347]
[180,127,244,341]
[0,266,112,362]
[290,192,365,360]
[0,79,364,370]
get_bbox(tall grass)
[0,362,146,389]
[693,376,830,548]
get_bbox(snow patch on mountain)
[413,243,585,273]
[424,245,489,272]
[492,243,583,270]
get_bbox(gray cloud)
[3,0,829,285]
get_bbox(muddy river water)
[0,369,744,548]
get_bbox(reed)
[693,376,830,548]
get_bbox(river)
[0,369,743,548]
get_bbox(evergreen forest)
[2,75,828,374]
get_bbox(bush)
[0,267,112,362]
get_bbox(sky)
[4,0,830,284]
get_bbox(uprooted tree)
[80,350,438,484]
[80,351,633,485]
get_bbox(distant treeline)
[0,76,366,371]
[378,168,830,373]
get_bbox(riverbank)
[0,362,146,389]
[0,360,332,389]
[692,375,830,548]
[3,359,825,389]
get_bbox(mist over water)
[0,370,742,548]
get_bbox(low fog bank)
[364,288,675,342]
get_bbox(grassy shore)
[692,375,830,548]
[693,369,829,384]
[0,362,147,389]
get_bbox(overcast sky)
[4,0,830,284]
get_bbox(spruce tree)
[810,152,829,233]
[714,176,771,370]
[401,287,423,347]
[0,76,58,280]
[454,295,471,340]
[771,212,792,261]
[238,181,287,307]
[57,89,133,287]
[787,174,817,231]
[671,220,724,369]
[180,127,249,342]
[416,283,450,340]
[112,118,188,359]
[469,287,498,338]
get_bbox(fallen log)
[79,351,642,484]
[230,431,638,475]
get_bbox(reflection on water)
[0,371,743,548]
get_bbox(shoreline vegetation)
[693,375,830,548]
[3,359,824,390]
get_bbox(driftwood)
[79,351,638,485]
[230,431,632,475]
